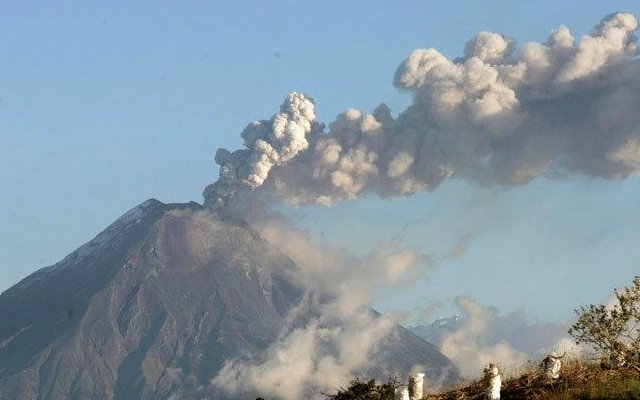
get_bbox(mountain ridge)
[0,199,458,399]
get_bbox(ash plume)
[204,12,640,209]
[206,12,638,398]
[211,214,458,399]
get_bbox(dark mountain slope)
[0,200,457,399]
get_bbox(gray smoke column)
[204,13,640,209]
[204,92,322,208]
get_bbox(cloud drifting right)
[437,297,580,379]
[205,12,640,210]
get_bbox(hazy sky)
[2,1,640,322]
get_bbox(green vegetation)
[321,362,640,399]
[318,362,640,399]
[546,375,640,400]
[323,378,398,400]
[569,275,640,372]
[420,359,640,399]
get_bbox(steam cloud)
[435,297,580,379]
[212,215,449,400]
[205,12,640,209]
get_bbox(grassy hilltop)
[325,360,640,400]
[425,359,640,400]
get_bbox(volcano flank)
[0,200,457,399]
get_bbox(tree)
[569,275,640,370]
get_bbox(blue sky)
[2,1,640,322]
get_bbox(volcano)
[0,200,457,399]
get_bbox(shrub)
[324,378,399,400]
[569,275,640,370]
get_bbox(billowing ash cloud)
[204,92,323,208]
[212,214,448,400]
[204,12,640,208]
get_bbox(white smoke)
[211,214,459,399]
[213,304,397,400]
[434,297,580,379]
[204,92,322,208]
[204,12,640,209]
[213,218,417,398]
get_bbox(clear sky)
[2,1,640,322]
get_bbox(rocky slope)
[0,200,457,399]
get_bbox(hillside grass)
[425,359,640,400]
[322,359,640,400]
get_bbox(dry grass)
[424,359,640,400]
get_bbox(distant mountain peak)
[409,315,464,346]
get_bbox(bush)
[569,275,640,369]
[324,378,399,400]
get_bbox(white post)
[394,387,410,400]
[408,373,425,400]
[483,364,501,400]
[542,352,562,379]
